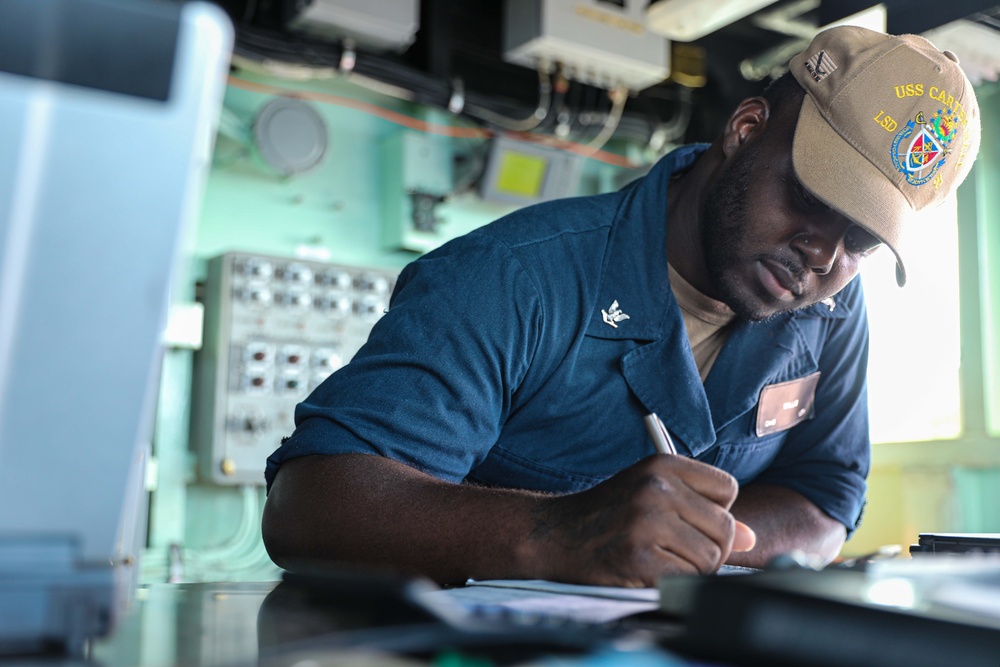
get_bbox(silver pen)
[644,412,677,455]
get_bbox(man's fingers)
[642,464,756,566]
[662,514,754,572]
[652,512,730,574]
[656,455,740,509]
[733,520,756,553]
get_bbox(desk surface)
[92,582,280,667]
[89,581,449,667]
[81,581,680,667]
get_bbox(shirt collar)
[587,144,709,340]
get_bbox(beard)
[701,141,801,322]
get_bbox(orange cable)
[228,75,490,138]
[227,75,640,168]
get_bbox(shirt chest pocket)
[701,372,822,484]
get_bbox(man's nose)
[791,232,839,275]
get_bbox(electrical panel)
[192,252,398,485]
[479,136,583,206]
[504,0,670,91]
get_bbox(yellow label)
[496,152,548,198]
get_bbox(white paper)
[431,568,758,625]
[428,580,659,624]
[466,579,660,601]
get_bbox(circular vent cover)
[253,97,328,176]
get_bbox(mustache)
[772,254,806,282]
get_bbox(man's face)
[701,119,881,322]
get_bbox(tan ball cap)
[789,25,981,286]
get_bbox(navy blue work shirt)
[265,145,871,534]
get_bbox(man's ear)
[721,97,770,158]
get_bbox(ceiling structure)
[215,1,1000,150]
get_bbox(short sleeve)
[264,233,542,491]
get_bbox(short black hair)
[761,71,805,119]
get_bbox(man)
[261,26,980,587]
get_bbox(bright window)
[861,198,962,443]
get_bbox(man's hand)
[529,455,756,587]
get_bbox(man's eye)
[793,181,827,212]
[845,226,882,255]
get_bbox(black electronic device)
[669,567,1000,667]
[910,532,1000,555]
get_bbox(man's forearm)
[726,483,846,568]
[262,451,753,586]
[262,453,551,585]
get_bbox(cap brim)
[792,95,911,286]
